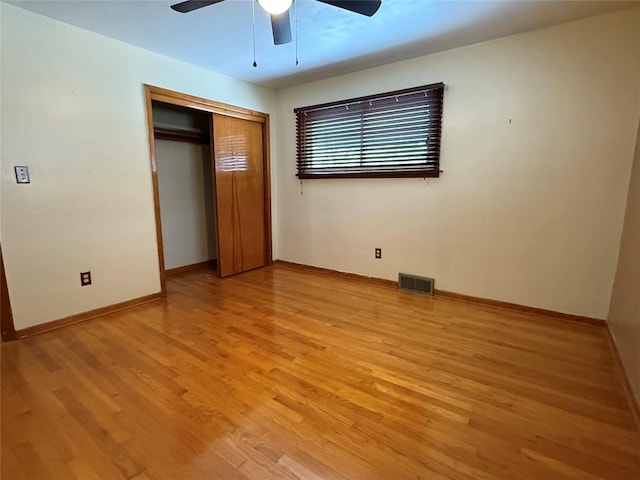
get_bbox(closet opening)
[152,101,218,278]
[144,85,273,296]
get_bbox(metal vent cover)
[398,273,434,295]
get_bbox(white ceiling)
[6,0,639,89]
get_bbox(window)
[295,82,444,179]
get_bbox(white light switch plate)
[14,166,30,184]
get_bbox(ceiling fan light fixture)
[257,0,293,15]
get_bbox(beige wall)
[0,4,275,329]
[275,8,640,319]
[609,119,640,405]
[156,140,217,270]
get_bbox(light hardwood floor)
[2,264,639,479]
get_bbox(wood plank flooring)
[2,264,639,479]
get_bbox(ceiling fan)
[170,0,382,46]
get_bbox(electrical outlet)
[375,248,382,259]
[14,166,30,184]
[80,271,92,286]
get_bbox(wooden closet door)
[212,114,266,277]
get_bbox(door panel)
[212,114,266,277]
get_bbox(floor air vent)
[398,273,434,295]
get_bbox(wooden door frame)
[144,85,273,295]
[1,243,17,341]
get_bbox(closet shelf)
[153,125,209,144]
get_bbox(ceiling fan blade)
[170,0,225,13]
[316,0,381,17]
[271,10,292,45]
